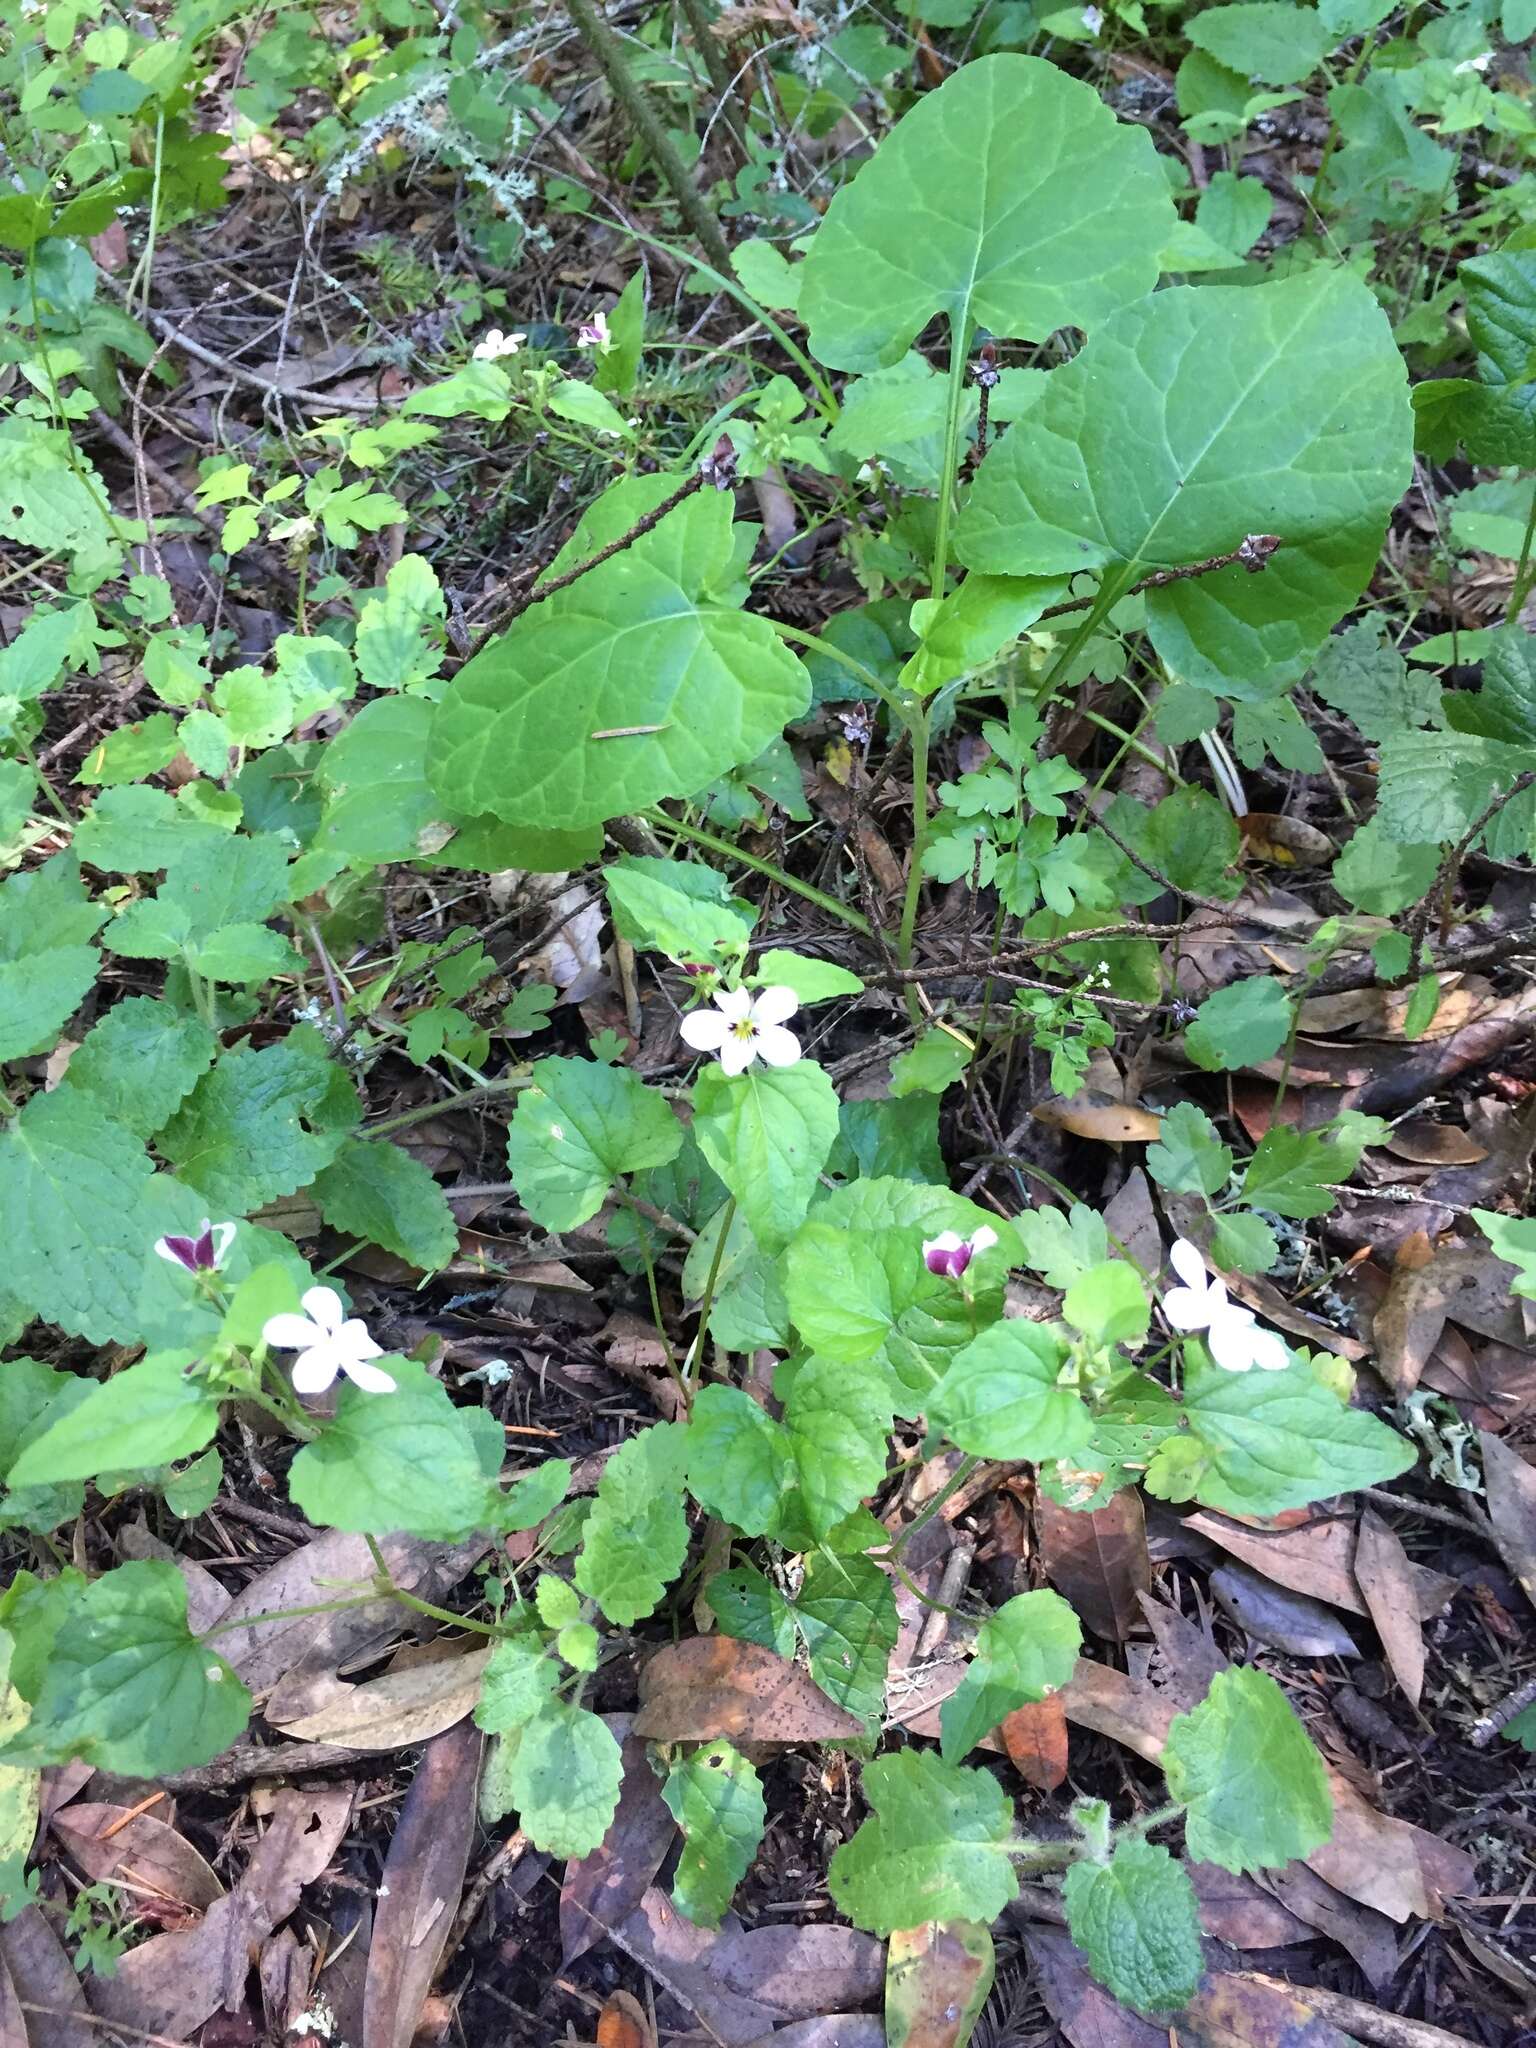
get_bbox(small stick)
[1033,533,1283,623]
[1470,1667,1536,1749]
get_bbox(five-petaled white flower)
[1162,1239,1289,1373]
[923,1226,998,1280]
[262,1287,396,1395]
[473,328,525,361]
[680,985,800,1077]
[155,1219,235,1274]
[576,309,611,352]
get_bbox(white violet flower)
[679,985,801,1076]
[1162,1239,1289,1374]
[262,1286,396,1395]
[1082,5,1104,31]
[473,328,525,361]
[154,1219,235,1274]
[923,1226,998,1280]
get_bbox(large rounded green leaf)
[957,271,1412,691]
[427,482,809,830]
[798,55,1175,373]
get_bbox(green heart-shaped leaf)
[957,271,1411,692]
[799,54,1174,371]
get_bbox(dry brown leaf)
[1241,812,1335,866]
[1208,1562,1361,1658]
[0,1952,23,2048]
[50,1801,224,1915]
[1185,1863,1311,1950]
[1372,1235,1463,1396]
[214,1528,489,1694]
[561,1721,679,1965]
[1352,1509,1427,1706]
[1179,1969,1355,2047]
[604,1890,782,2045]
[0,1908,92,2048]
[709,1924,883,2018]
[1383,1120,1488,1167]
[1038,1490,1150,1642]
[1022,1925,1167,2048]
[1480,1429,1536,1608]
[1031,1096,1162,1143]
[91,1787,353,2038]
[1184,1511,1457,1621]
[1253,1861,1399,1989]
[634,1639,863,1744]
[363,1719,481,2048]
[266,1643,491,1748]
[1347,983,1536,1119]
[597,1989,655,2048]
[747,2023,883,2048]
[1000,1696,1069,1791]
[885,1922,993,2048]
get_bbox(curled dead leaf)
[1031,1096,1162,1143]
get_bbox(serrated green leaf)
[161,1028,360,1212]
[0,1560,250,1776]
[1144,1354,1415,1516]
[1163,1666,1332,1874]
[1063,1262,1150,1349]
[1332,820,1440,916]
[692,1060,839,1255]
[784,1179,1008,1409]
[1308,622,1440,741]
[1186,3,1332,83]
[8,1352,215,1486]
[1147,1102,1233,1197]
[502,1701,623,1858]
[507,1056,684,1232]
[705,1564,798,1657]
[934,1321,1093,1463]
[474,1630,562,1733]
[558,1621,598,1671]
[1209,1211,1280,1274]
[795,1549,899,1733]
[428,481,809,831]
[0,1092,154,1343]
[958,272,1410,694]
[287,1357,499,1540]
[312,1136,457,1270]
[1062,1839,1204,2013]
[1104,789,1241,905]
[663,1740,766,1927]
[535,1575,580,1629]
[605,857,755,966]
[799,54,1172,373]
[686,1385,792,1536]
[1375,729,1521,847]
[59,997,217,1139]
[575,1421,690,1626]
[499,1457,571,1534]
[940,1589,1081,1763]
[1186,978,1291,1072]
[1013,1204,1110,1288]
[828,1750,1018,1937]
[1237,1119,1368,1219]
[0,948,98,1063]
[0,1360,89,1535]
[0,855,104,1062]
[889,1030,973,1098]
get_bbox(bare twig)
[1034,534,1283,624]
[1470,1666,1536,1749]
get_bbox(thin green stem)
[896,710,931,1014]
[614,1184,692,1416]
[620,225,839,421]
[16,735,69,824]
[685,1193,735,1382]
[930,314,971,600]
[885,1553,971,1620]
[645,810,873,935]
[364,1534,507,1638]
[199,1593,377,1641]
[771,619,910,726]
[1505,483,1536,625]
[360,1076,528,1140]
[884,1451,979,1560]
[1115,1800,1184,1844]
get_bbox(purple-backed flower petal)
[154,1233,202,1273]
